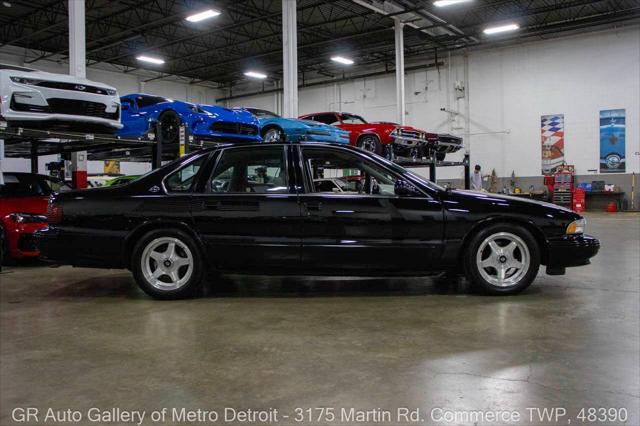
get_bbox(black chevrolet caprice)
[36,143,599,299]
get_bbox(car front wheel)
[132,229,204,299]
[464,224,540,295]
[262,127,284,143]
[357,135,382,154]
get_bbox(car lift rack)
[1,121,470,189]
[0,121,218,173]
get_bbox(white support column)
[69,0,86,79]
[394,18,405,125]
[69,0,88,189]
[282,0,298,118]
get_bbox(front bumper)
[4,220,48,259]
[2,84,122,130]
[546,234,600,268]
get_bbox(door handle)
[202,201,221,210]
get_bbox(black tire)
[131,228,204,299]
[357,134,382,155]
[463,223,540,295]
[262,126,285,143]
[159,110,181,145]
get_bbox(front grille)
[36,81,113,95]
[210,121,258,136]
[395,129,422,139]
[10,95,119,120]
[17,234,38,252]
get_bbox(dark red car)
[1,172,70,260]
[299,112,462,161]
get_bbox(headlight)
[9,213,48,224]
[566,218,586,235]
[106,89,117,96]
[10,76,42,85]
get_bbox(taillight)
[47,203,63,224]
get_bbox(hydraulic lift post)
[151,121,163,169]
[30,140,38,173]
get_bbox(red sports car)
[299,112,462,161]
[1,172,70,260]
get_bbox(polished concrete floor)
[0,213,638,425]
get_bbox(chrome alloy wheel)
[476,232,530,287]
[359,136,377,152]
[263,128,282,143]
[141,237,193,291]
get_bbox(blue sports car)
[245,108,349,144]
[117,94,261,144]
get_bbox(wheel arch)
[123,219,207,270]
[457,216,549,266]
[261,124,286,141]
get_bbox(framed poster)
[541,114,565,175]
[599,109,626,173]
[104,160,120,175]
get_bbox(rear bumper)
[546,234,600,267]
[34,226,125,268]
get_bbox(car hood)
[443,189,580,218]
[5,69,118,91]
[198,105,259,125]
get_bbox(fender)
[123,218,209,270]
[455,215,549,265]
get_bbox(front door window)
[302,147,398,196]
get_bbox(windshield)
[247,108,279,118]
[340,113,367,124]
[373,155,445,192]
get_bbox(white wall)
[228,26,640,181]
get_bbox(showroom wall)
[2,27,638,202]
[227,27,640,186]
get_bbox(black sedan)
[36,143,599,299]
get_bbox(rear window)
[0,174,53,197]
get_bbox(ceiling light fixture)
[483,23,519,35]
[331,56,354,65]
[244,71,267,79]
[434,0,471,7]
[136,55,165,65]
[186,9,221,22]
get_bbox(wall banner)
[599,109,626,173]
[104,160,121,175]
[541,114,565,175]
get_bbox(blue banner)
[599,109,626,173]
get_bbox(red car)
[1,172,70,260]
[299,112,462,161]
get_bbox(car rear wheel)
[159,110,181,145]
[132,229,204,299]
[262,127,284,143]
[464,224,540,295]
[357,135,382,155]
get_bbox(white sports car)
[0,64,122,133]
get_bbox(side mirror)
[394,179,421,197]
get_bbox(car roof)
[2,172,60,180]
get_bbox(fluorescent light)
[186,9,221,22]
[331,56,354,65]
[136,55,165,65]
[434,0,471,7]
[483,23,519,35]
[244,71,267,79]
